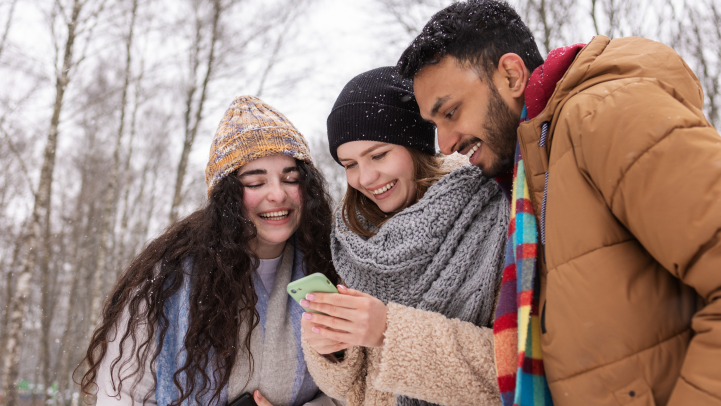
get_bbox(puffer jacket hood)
[523,35,706,198]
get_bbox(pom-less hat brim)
[327,102,436,163]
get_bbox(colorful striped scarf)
[493,106,553,406]
[493,43,586,406]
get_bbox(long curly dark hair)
[79,159,337,406]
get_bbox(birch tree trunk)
[169,0,222,223]
[88,0,138,342]
[0,1,84,404]
[56,173,93,406]
[116,65,144,275]
[39,204,54,404]
[0,231,23,371]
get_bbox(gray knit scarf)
[331,165,509,406]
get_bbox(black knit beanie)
[327,66,436,164]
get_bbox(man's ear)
[497,53,529,99]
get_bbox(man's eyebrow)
[238,169,266,178]
[430,95,452,117]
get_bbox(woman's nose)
[358,165,379,189]
[266,181,286,202]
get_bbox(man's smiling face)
[413,56,521,178]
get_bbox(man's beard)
[478,85,520,177]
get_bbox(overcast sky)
[230,0,431,141]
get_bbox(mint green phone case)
[286,273,338,313]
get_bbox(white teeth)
[259,210,289,219]
[465,142,482,158]
[371,181,395,195]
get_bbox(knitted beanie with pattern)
[326,66,436,164]
[205,96,313,193]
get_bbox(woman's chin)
[377,199,405,213]
[261,232,294,244]
[254,228,297,250]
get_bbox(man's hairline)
[411,54,494,83]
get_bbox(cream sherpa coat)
[301,303,501,406]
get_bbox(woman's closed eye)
[283,175,300,184]
[371,151,388,161]
[343,162,357,170]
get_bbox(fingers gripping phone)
[228,392,256,406]
[286,273,338,313]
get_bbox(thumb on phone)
[254,390,274,406]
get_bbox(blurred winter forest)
[0,0,718,405]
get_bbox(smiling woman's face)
[238,154,302,259]
[337,140,416,213]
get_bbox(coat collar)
[517,36,610,199]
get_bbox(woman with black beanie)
[299,67,508,406]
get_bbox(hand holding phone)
[286,273,338,313]
[228,392,257,406]
[300,285,388,348]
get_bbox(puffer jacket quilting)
[518,35,721,406]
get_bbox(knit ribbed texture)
[205,96,313,193]
[326,67,436,164]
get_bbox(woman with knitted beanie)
[81,96,339,406]
[299,67,508,406]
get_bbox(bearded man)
[397,0,721,405]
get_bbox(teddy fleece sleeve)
[580,82,721,404]
[301,331,366,402]
[372,303,501,406]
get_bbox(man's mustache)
[456,137,483,154]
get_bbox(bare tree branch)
[0,0,18,60]
[255,8,295,97]
[0,127,36,199]
[590,0,601,35]
[170,0,223,222]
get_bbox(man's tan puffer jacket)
[519,36,721,405]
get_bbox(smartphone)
[228,392,256,406]
[287,273,338,313]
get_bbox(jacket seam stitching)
[547,108,595,176]
[578,80,703,208]
[608,125,681,208]
[547,327,690,384]
[577,81,647,204]
[547,237,634,271]
[678,375,721,401]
